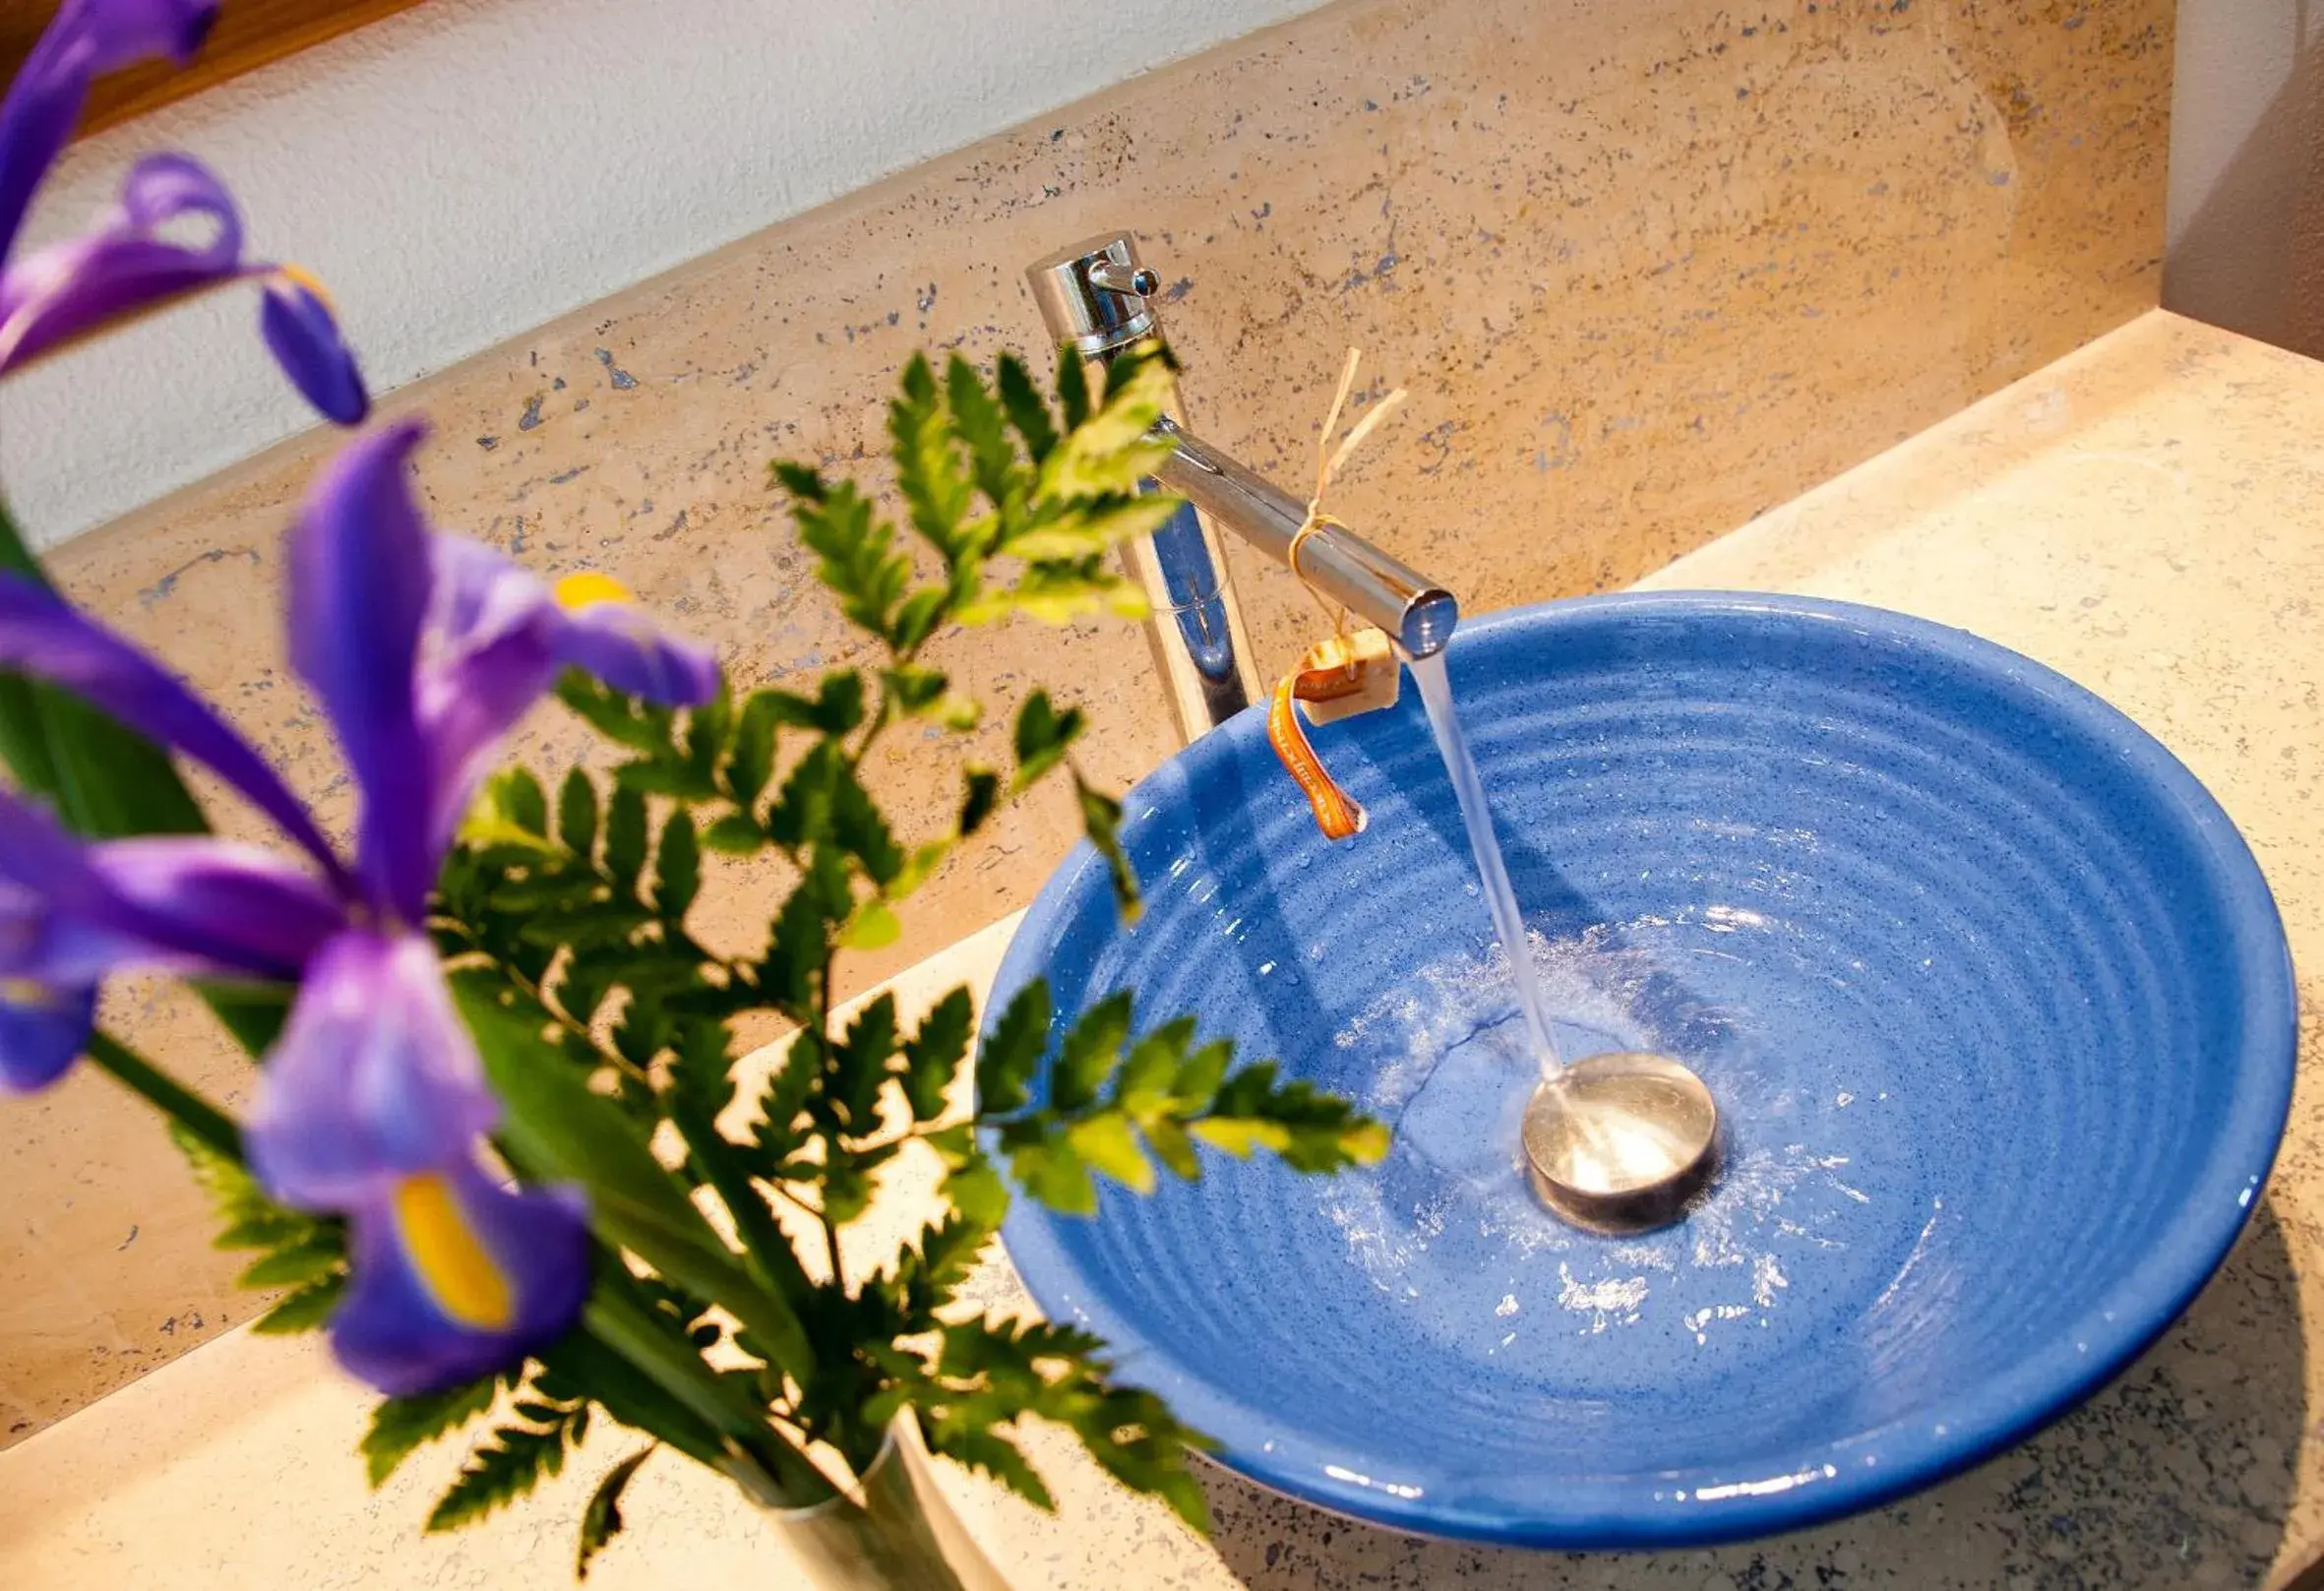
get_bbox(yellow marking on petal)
[555,571,633,612]
[0,976,56,1008]
[392,1173,515,1330]
[274,263,336,310]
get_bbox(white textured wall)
[0,0,1326,548]
[2164,0,2324,358]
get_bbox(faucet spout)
[1153,417,1457,660]
[1026,231,1461,740]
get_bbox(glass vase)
[766,1413,1011,1591]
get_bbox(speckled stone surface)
[0,0,2172,1445]
[1,307,2318,1587]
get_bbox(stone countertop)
[2,307,2318,1588]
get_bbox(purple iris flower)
[0,0,218,255]
[0,416,719,1390]
[0,0,368,422]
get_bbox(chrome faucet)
[1025,232,1459,743]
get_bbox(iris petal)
[331,1156,587,1396]
[0,978,94,1093]
[258,271,368,424]
[247,930,499,1210]
[88,835,345,976]
[0,785,332,981]
[66,0,217,74]
[0,153,239,370]
[0,574,345,881]
[0,0,218,260]
[286,420,437,924]
[555,598,722,706]
[413,536,565,853]
[0,780,112,905]
[414,539,718,856]
[0,791,341,1090]
[0,872,134,987]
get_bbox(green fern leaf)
[361,1375,503,1486]
[577,1447,654,1579]
[603,784,649,892]
[996,352,1060,462]
[557,768,599,856]
[926,1424,1055,1511]
[236,1235,343,1288]
[425,1410,582,1533]
[252,1273,344,1335]
[900,987,973,1121]
[653,811,702,920]
[974,981,1050,1116]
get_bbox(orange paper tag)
[1268,673,1367,841]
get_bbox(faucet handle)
[1086,260,1160,298]
[1026,231,1165,355]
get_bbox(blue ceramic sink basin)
[992,592,2295,1547]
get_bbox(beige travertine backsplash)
[2,0,2169,1444]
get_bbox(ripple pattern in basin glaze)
[991,593,2296,1547]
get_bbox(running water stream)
[1408,651,1563,1076]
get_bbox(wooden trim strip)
[0,0,428,138]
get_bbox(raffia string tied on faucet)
[1267,348,1408,841]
